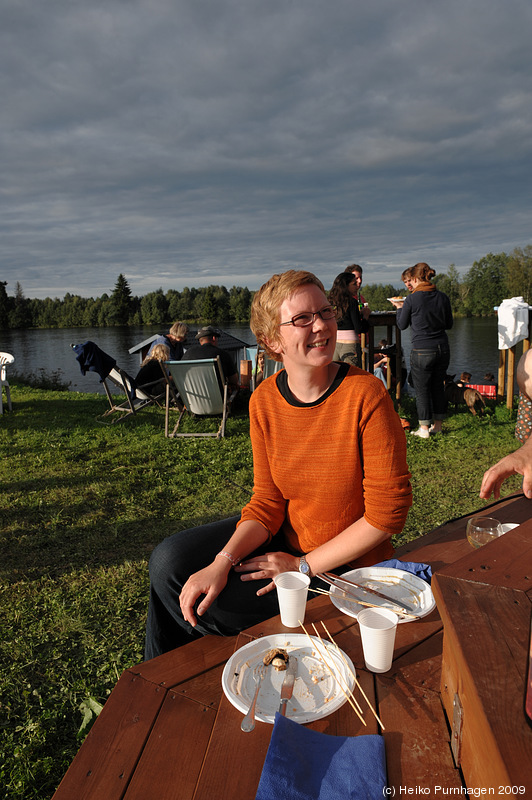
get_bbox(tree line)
[1,245,531,330]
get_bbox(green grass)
[0,384,523,798]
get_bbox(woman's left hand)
[233,551,300,595]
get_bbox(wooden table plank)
[380,680,462,790]
[124,692,217,800]
[172,663,225,708]
[52,671,165,800]
[436,518,532,593]
[136,634,238,688]
[396,493,531,572]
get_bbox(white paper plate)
[501,522,519,534]
[328,567,435,624]
[387,297,405,302]
[221,633,356,724]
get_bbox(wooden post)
[506,347,516,409]
[366,311,402,407]
[498,349,506,401]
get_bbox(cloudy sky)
[2,0,531,300]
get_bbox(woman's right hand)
[179,559,232,628]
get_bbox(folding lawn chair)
[164,357,237,438]
[251,347,283,390]
[72,341,172,423]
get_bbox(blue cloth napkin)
[373,558,432,584]
[255,714,387,800]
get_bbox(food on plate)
[263,647,289,671]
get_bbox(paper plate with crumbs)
[328,567,435,623]
[221,633,355,724]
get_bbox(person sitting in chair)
[182,326,240,390]
[135,344,170,396]
[147,322,188,362]
[144,270,412,659]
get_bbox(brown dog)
[444,375,486,416]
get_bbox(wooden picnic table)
[52,494,532,799]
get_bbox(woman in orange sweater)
[144,270,412,658]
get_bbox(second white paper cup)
[274,571,310,628]
[358,607,398,673]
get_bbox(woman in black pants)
[392,262,453,439]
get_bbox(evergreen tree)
[8,282,31,329]
[109,274,132,325]
[0,282,9,329]
[200,286,217,322]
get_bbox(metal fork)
[241,665,266,732]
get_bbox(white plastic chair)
[0,352,14,414]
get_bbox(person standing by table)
[330,271,369,368]
[144,270,412,658]
[391,262,453,439]
[343,264,371,366]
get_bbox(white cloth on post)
[497,297,531,349]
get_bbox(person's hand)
[234,551,300,595]
[390,298,404,309]
[361,306,371,320]
[479,444,532,500]
[179,560,231,628]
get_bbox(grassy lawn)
[0,383,523,799]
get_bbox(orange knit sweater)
[238,366,412,567]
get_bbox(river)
[0,317,509,394]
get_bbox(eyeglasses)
[279,306,337,328]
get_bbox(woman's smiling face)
[269,284,337,370]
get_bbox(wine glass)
[466,516,503,549]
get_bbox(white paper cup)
[358,607,399,673]
[274,571,310,628]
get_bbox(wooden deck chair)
[100,365,168,422]
[72,341,170,423]
[251,347,283,390]
[0,352,14,414]
[164,357,236,438]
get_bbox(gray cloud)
[1,0,531,299]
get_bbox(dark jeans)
[409,345,450,425]
[144,516,339,660]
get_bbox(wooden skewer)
[309,586,417,619]
[298,620,366,725]
[320,620,385,731]
[310,623,364,717]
